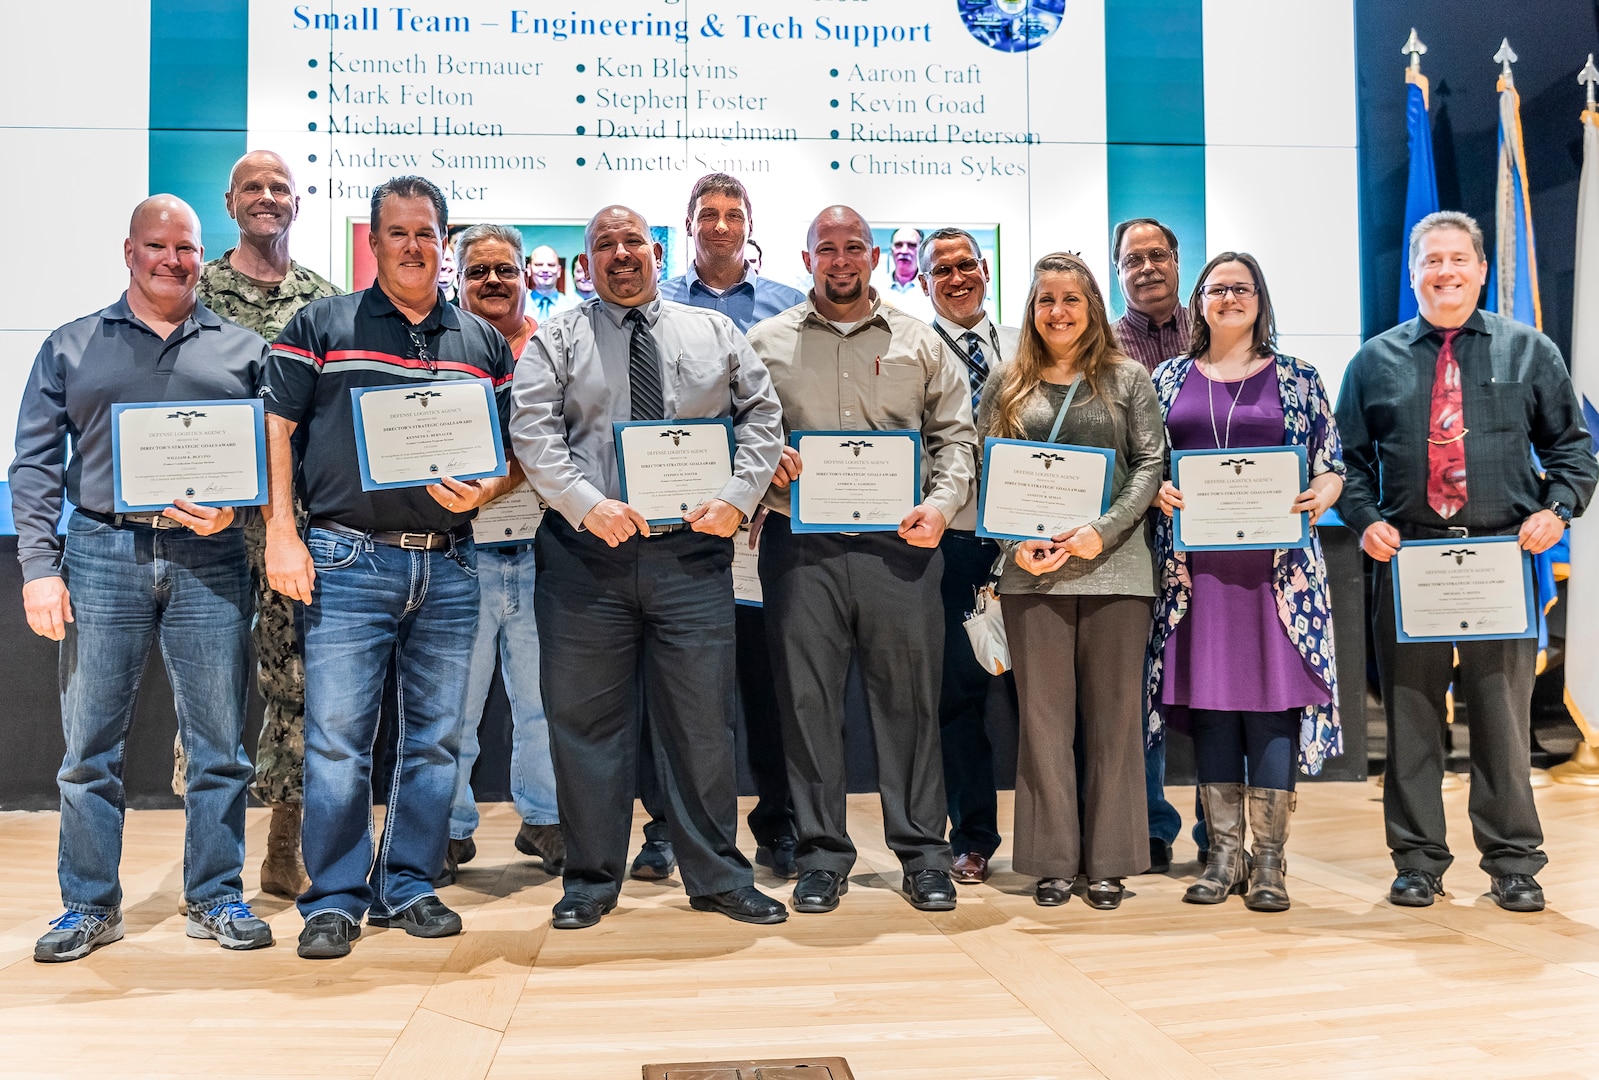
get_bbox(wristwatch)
[1545,500,1573,524]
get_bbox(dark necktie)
[961,331,990,414]
[626,308,665,421]
[1426,327,1467,519]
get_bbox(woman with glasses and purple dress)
[1147,252,1345,912]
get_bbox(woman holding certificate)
[1148,252,1344,912]
[976,253,1164,910]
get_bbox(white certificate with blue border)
[472,481,544,546]
[111,398,267,513]
[614,418,736,527]
[790,430,922,533]
[350,378,507,491]
[976,437,1114,542]
[1172,445,1310,551]
[1392,535,1536,642]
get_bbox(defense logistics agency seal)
[958,0,1065,53]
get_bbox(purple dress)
[1161,367,1331,712]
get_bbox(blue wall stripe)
[1104,0,1206,311]
[148,0,250,249]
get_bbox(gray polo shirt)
[9,294,269,582]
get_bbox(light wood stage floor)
[3,782,1599,1079]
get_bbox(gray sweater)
[976,358,1163,597]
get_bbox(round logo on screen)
[959,0,1065,53]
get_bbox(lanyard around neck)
[1046,376,1083,444]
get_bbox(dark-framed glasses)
[1120,248,1173,271]
[1199,282,1258,299]
[463,262,523,282]
[926,258,982,281]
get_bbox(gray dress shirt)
[510,296,784,528]
[976,359,1163,596]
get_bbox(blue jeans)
[1144,737,1182,845]
[450,543,557,839]
[58,512,252,914]
[298,526,478,923]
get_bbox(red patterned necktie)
[1426,327,1467,519]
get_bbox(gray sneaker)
[34,909,124,963]
[186,901,274,951]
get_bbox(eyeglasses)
[405,324,436,372]
[1199,282,1258,299]
[1119,248,1173,271]
[463,263,522,282]
[925,258,981,281]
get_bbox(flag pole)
[1403,28,1429,108]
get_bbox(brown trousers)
[1002,593,1152,880]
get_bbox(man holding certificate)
[11,195,272,961]
[1337,211,1598,913]
[747,205,976,915]
[263,176,520,959]
[510,204,787,931]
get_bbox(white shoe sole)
[185,916,274,950]
[34,917,124,962]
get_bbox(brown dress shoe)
[951,852,991,884]
[259,803,308,900]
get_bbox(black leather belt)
[309,517,470,551]
[1394,522,1519,541]
[645,522,690,536]
[79,508,187,530]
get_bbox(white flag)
[1564,107,1599,741]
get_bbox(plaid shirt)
[1113,307,1190,374]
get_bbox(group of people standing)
[13,154,1595,965]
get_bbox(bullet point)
[576,125,586,135]
[308,154,317,162]
[830,99,838,108]
[308,90,317,99]
[830,68,839,77]
[830,129,839,139]
[576,63,585,72]
[308,59,318,68]
[576,157,586,166]
[308,185,317,194]
[307,122,317,131]
[576,94,585,103]
[830,161,839,170]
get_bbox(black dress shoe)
[368,895,462,938]
[689,885,789,924]
[1389,869,1444,907]
[755,836,799,880]
[297,912,360,959]
[1147,838,1172,875]
[630,839,677,881]
[551,893,617,930]
[1085,878,1124,910]
[903,869,957,911]
[791,869,848,913]
[1490,873,1545,912]
[1034,878,1071,907]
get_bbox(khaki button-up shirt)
[747,294,977,523]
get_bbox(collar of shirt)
[934,312,995,345]
[364,283,460,332]
[597,295,662,329]
[104,292,223,335]
[1407,308,1489,345]
[1119,305,1181,338]
[799,288,889,336]
[684,261,756,297]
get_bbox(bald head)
[225,150,299,246]
[124,194,203,322]
[230,150,293,190]
[802,204,879,319]
[807,205,873,251]
[582,204,660,306]
[585,205,650,252]
[129,195,201,240]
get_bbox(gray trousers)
[1373,562,1546,878]
[1002,592,1151,881]
[758,514,953,877]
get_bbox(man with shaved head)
[510,204,787,930]
[747,206,976,914]
[11,195,273,961]
[526,243,578,320]
[171,150,341,901]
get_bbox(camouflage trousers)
[172,511,305,804]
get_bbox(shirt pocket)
[669,354,729,416]
[1471,381,1533,434]
[870,357,925,429]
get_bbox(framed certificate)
[732,524,762,607]
[976,437,1114,542]
[1172,445,1310,551]
[111,398,267,513]
[1392,535,1537,642]
[614,418,736,527]
[789,430,921,533]
[472,482,544,546]
[350,378,507,492]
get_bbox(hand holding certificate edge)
[1016,522,1104,575]
[161,498,236,535]
[781,434,935,544]
[1159,475,1339,527]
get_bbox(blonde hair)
[988,253,1128,440]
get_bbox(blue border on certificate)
[613,417,737,527]
[1171,444,1310,552]
[975,437,1115,542]
[111,398,267,513]
[350,378,507,492]
[788,429,922,533]
[1392,535,1537,643]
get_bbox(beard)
[823,277,864,304]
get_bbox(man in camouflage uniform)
[174,150,339,900]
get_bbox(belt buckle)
[398,531,433,550]
[1446,526,1469,538]
[150,514,183,531]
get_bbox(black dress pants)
[936,529,1004,858]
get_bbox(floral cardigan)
[1145,353,1346,775]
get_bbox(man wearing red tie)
[1336,211,1597,913]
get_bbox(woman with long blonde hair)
[976,253,1164,909]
